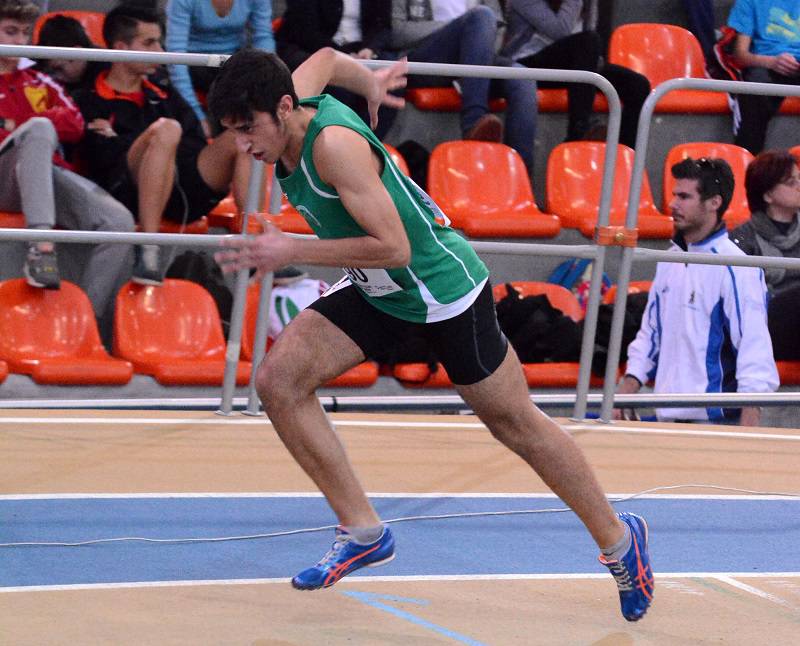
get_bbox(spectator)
[728,0,800,154]
[35,14,106,91]
[165,0,274,138]
[614,157,778,426]
[276,0,391,71]
[275,1,394,136]
[502,0,650,149]
[0,0,134,338]
[73,4,251,285]
[732,149,800,360]
[386,0,538,175]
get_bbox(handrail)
[598,75,800,423]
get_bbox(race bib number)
[342,267,403,297]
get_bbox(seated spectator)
[0,0,134,339]
[502,0,650,149]
[386,1,538,175]
[275,1,393,136]
[35,14,106,91]
[728,0,800,154]
[276,0,391,71]
[74,4,251,285]
[732,150,800,360]
[614,157,778,426]
[166,0,274,138]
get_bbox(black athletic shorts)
[108,155,226,224]
[308,279,508,385]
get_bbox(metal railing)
[0,44,624,420]
[1,45,798,420]
[599,76,800,422]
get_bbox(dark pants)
[768,285,800,360]
[405,6,538,173]
[518,31,650,148]
[681,0,717,62]
[734,66,800,155]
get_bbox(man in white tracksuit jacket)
[615,157,779,425]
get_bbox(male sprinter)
[210,48,654,621]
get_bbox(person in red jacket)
[73,5,252,285]
[0,0,134,341]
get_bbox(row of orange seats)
[2,277,799,390]
[0,278,376,388]
[208,140,772,242]
[407,22,800,117]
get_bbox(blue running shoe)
[599,512,654,621]
[292,526,396,590]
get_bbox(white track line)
[1,416,799,442]
[714,575,796,608]
[1,492,798,501]
[2,572,799,594]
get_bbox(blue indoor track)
[2,495,798,588]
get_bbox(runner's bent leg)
[456,345,625,548]
[255,308,382,527]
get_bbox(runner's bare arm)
[292,48,407,128]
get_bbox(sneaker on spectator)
[464,114,503,143]
[292,526,396,590]
[24,243,60,290]
[599,512,654,622]
[132,244,163,286]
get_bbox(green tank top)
[275,95,488,323]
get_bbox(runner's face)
[222,110,287,163]
[0,19,32,71]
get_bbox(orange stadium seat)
[240,283,379,387]
[393,281,603,388]
[405,87,606,114]
[663,142,754,229]
[383,143,410,176]
[546,141,674,239]
[113,279,251,386]
[427,141,560,237]
[608,23,729,113]
[34,10,106,47]
[0,211,25,228]
[0,360,7,383]
[603,280,653,305]
[776,361,800,385]
[0,278,133,384]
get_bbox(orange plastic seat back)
[662,143,754,229]
[608,23,728,113]
[603,280,653,305]
[610,23,705,88]
[0,211,25,228]
[547,142,660,227]
[0,279,106,360]
[493,281,584,322]
[113,279,227,362]
[34,11,106,47]
[383,143,411,176]
[429,141,534,214]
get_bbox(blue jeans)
[406,6,537,173]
